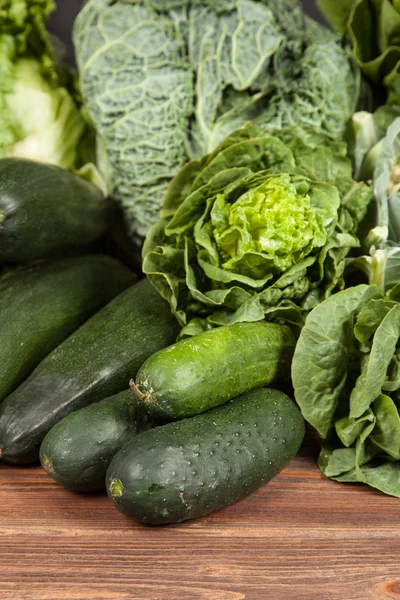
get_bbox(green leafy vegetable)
[73,0,362,242]
[0,0,93,170]
[347,108,400,294]
[142,123,372,335]
[318,0,400,103]
[317,0,357,34]
[292,283,400,498]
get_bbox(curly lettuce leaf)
[0,0,57,79]
[143,124,373,334]
[74,0,361,242]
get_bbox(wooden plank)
[1,432,400,600]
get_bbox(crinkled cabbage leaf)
[73,0,361,242]
[142,123,372,335]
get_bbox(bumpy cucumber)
[132,321,295,420]
[40,390,153,492]
[107,387,305,524]
[0,158,112,262]
[0,254,134,401]
[0,278,180,464]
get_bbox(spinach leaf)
[291,284,380,437]
[293,282,400,498]
[350,304,400,418]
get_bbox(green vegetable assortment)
[73,0,361,242]
[4,0,400,526]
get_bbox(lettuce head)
[143,123,373,335]
[0,0,92,170]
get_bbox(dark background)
[49,1,324,66]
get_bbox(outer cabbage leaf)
[143,124,372,334]
[73,0,362,242]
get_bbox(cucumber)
[131,321,295,420]
[40,390,154,492]
[0,278,180,464]
[106,387,305,524]
[0,158,112,262]
[0,255,134,401]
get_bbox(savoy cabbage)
[73,0,362,242]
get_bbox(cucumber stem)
[129,378,146,402]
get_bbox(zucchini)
[0,278,180,464]
[0,254,134,401]
[40,390,154,492]
[131,321,295,420]
[106,387,305,524]
[0,158,112,262]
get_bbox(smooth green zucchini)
[0,254,134,401]
[131,321,296,420]
[0,278,180,464]
[40,390,154,492]
[0,157,112,262]
[106,387,305,524]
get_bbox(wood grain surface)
[1,430,400,600]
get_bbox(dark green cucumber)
[0,255,134,401]
[0,278,180,464]
[0,158,112,262]
[131,321,295,420]
[106,387,305,524]
[40,390,154,492]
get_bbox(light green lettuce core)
[211,174,328,274]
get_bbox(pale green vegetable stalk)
[347,108,400,295]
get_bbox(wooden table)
[1,431,400,600]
